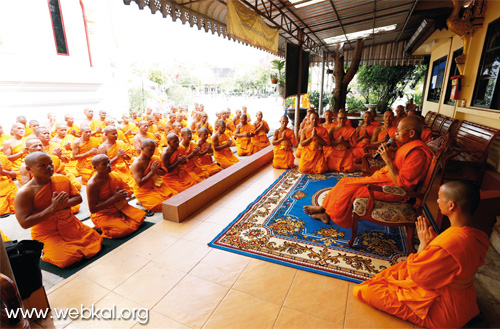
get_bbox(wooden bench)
[441,120,500,186]
[424,111,439,129]
[162,145,274,222]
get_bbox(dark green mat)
[40,221,155,279]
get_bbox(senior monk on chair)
[131,139,177,214]
[14,152,102,268]
[354,180,489,328]
[87,154,145,239]
[304,116,433,227]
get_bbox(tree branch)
[343,39,364,85]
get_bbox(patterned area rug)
[209,169,416,283]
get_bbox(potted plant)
[270,73,278,84]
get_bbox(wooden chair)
[349,135,451,253]
[441,120,500,187]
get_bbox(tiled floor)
[34,164,419,329]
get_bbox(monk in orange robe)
[164,113,177,135]
[72,125,99,185]
[134,120,161,156]
[87,155,145,239]
[15,152,102,268]
[232,109,242,127]
[352,112,378,163]
[235,114,256,156]
[161,133,198,193]
[131,139,177,213]
[121,115,139,146]
[242,106,251,122]
[408,110,432,143]
[321,110,336,132]
[197,128,222,176]
[223,110,235,136]
[369,110,397,146]
[98,126,135,189]
[213,120,239,169]
[26,120,40,140]
[64,114,81,138]
[272,116,297,169]
[3,123,26,180]
[0,124,13,154]
[180,128,208,182]
[304,116,433,226]
[298,112,329,174]
[195,113,213,140]
[354,180,490,328]
[251,111,271,152]
[323,111,356,172]
[393,105,406,127]
[295,110,314,159]
[51,123,78,177]
[81,108,103,137]
[0,154,17,217]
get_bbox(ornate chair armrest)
[381,185,407,196]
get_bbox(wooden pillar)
[319,51,326,116]
[294,30,304,137]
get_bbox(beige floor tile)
[345,283,413,329]
[189,249,251,287]
[203,290,281,329]
[203,207,242,226]
[65,292,147,329]
[81,249,150,290]
[47,276,110,328]
[152,217,202,238]
[153,239,211,273]
[114,262,186,309]
[186,205,220,222]
[274,307,342,329]
[182,221,226,245]
[45,274,79,295]
[232,259,296,305]
[284,271,349,326]
[120,229,179,260]
[132,311,189,329]
[152,275,228,329]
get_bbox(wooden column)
[294,30,304,137]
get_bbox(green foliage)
[405,92,422,106]
[345,97,365,112]
[167,85,194,108]
[271,59,285,86]
[308,90,331,110]
[128,86,155,113]
[356,65,426,111]
[149,70,164,86]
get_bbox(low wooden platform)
[162,145,274,222]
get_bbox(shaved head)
[91,154,109,167]
[400,116,423,139]
[141,138,156,148]
[25,138,42,149]
[180,128,191,136]
[198,127,209,136]
[441,181,480,216]
[167,133,178,142]
[25,151,50,168]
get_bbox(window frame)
[444,48,464,105]
[427,55,448,103]
[472,17,500,110]
[47,0,69,56]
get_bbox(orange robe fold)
[59,134,78,177]
[91,173,145,239]
[31,175,102,268]
[353,124,377,162]
[298,127,329,174]
[324,126,356,172]
[44,142,81,191]
[1,230,9,242]
[273,128,297,169]
[88,119,102,137]
[213,133,239,169]
[0,134,13,155]
[377,126,396,143]
[354,226,489,328]
[251,121,271,152]
[236,124,255,156]
[107,140,135,189]
[132,156,177,212]
[121,123,139,145]
[162,148,198,192]
[76,137,100,185]
[322,139,433,228]
[8,142,25,180]
[198,142,222,176]
[421,128,432,143]
[181,142,208,182]
[0,155,17,216]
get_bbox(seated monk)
[51,123,78,177]
[171,122,182,137]
[72,125,99,185]
[0,124,13,154]
[180,128,208,182]
[196,112,213,139]
[14,152,102,268]
[408,110,432,142]
[295,110,314,158]
[223,110,235,135]
[367,108,381,127]
[64,114,81,138]
[323,111,356,172]
[164,113,177,135]
[352,112,377,163]
[190,112,202,137]
[272,116,297,169]
[146,115,162,142]
[393,105,406,127]
[131,110,141,125]
[25,120,40,140]
[81,108,103,137]
[3,123,26,180]
[36,127,81,191]
[232,109,241,127]
[354,180,489,328]
[0,153,17,218]
[304,116,433,227]
[212,120,239,169]
[161,133,197,193]
[134,120,160,156]
[87,154,145,239]
[298,112,329,174]
[176,112,188,128]
[131,139,177,213]
[322,110,336,132]
[196,128,222,176]
[235,114,255,156]
[242,105,251,122]
[15,116,30,137]
[98,126,135,189]
[370,110,397,146]
[120,114,139,146]
[252,111,271,152]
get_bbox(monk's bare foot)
[303,205,325,215]
[311,213,331,225]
